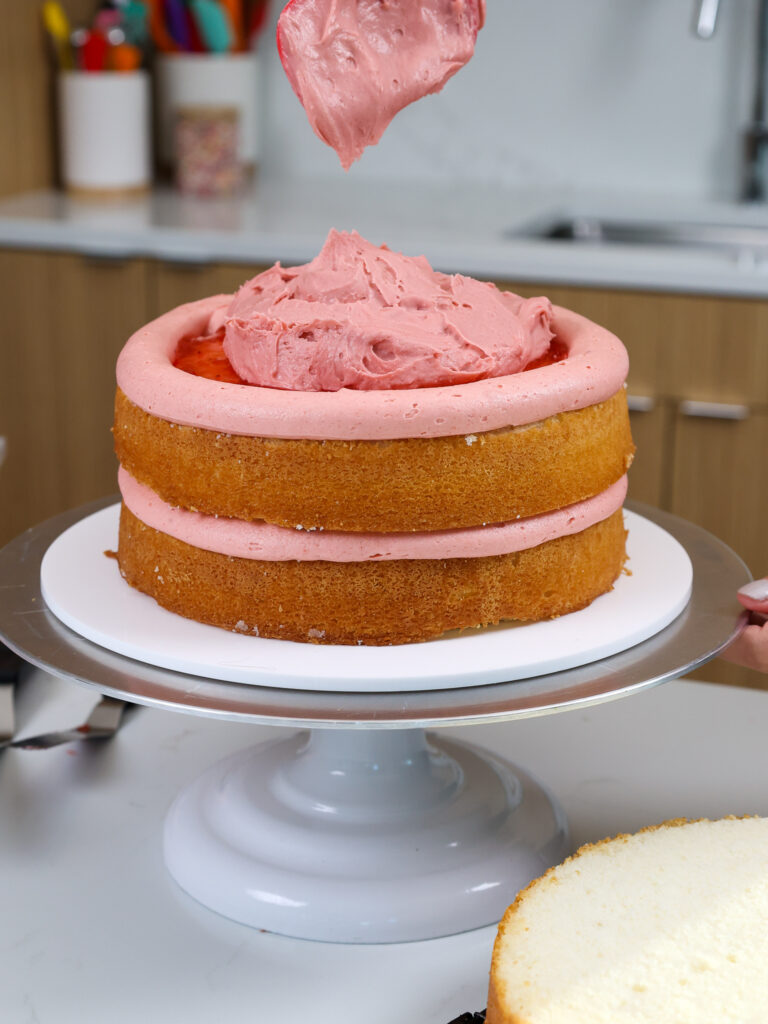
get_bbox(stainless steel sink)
[512,216,768,256]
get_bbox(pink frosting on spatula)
[277,0,485,168]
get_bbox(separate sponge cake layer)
[117,505,628,645]
[487,817,768,1024]
[114,387,634,533]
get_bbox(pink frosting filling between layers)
[277,0,485,169]
[223,231,553,392]
[116,294,628,440]
[119,467,628,563]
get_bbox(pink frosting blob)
[223,230,553,391]
[119,467,627,563]
[116,294,628,441]
[277,0,485,169]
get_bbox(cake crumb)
[308,628,326,639]
[465,434,477,445]
[233,620,249,633]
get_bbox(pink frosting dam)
[119,468,628,563]
[116,297,629,441]
[223,230,553,392]
[277,0,485,169]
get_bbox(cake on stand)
[0,497,749,944]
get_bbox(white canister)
[58,71,151,195]
[156,53,260,169]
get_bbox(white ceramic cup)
[156,53,260,168]
[58,71,151,194]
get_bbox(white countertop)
[3,668,768,1024]
[4,180,768,297]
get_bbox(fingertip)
[737,579,768,611]
[737,593,768,613]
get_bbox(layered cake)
[114,230,634,645]
[486,817,768,1023]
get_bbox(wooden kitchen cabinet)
[149,261,267,318]
[0,249,150,547]
[0,255,272,549]
[503,280,768,689]
[1,250,64,546]
[669,408,768,571]
[626,401,672,509]
[667,407,768,688]
[659,294,768,406]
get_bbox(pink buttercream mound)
[277,0,485,169]
[222,230,554,392]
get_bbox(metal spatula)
[0,693,126,751]
[0,642,20,744]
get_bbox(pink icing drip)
[116,294,628,440]
[223,230,553,392]
[277,0,485,169]
[119,467,627,563]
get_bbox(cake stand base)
[0,498,750,945]
[163,726,568,943]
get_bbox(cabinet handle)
[81,251,132,268]
[679,400,749,420]
[158,256,213,270]
[626,394,655,413]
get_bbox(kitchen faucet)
[743,0,768,199]
[695,0,768,200]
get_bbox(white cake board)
[40,505,692,693]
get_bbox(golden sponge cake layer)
[487,817,768,1023]
[114,387,634,533]
[117,504,627,645]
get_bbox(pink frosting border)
[119,467,627,563]
[116,296,628,441]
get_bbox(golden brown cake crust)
[116,505,628,646]
[113,388,635,533]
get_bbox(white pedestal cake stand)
[0,498,749,944]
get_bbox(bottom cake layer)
[117,505,628,646]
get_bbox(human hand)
[721,579,768,673]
